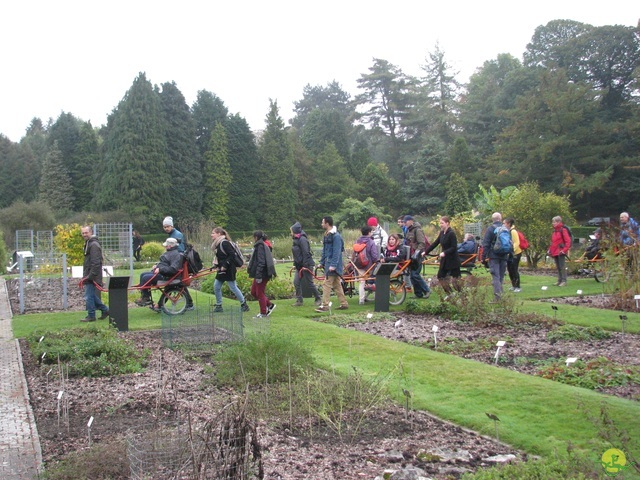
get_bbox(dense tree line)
[0,19,638,236]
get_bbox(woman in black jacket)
[211,227,249,313]
[248,230,277,317]
[424,216,461,293]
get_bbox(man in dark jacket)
[80,225,109,322]
[291,222,321,306]
[403,215,431,299]
[135,237,184,307]
[482,212,509,301]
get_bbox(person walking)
[482,212,510,301]
[403,215,431,299]
[210,227,250,313]
[79,225,109,322]
[367,217,388,256]
[315,216,349,312]
[424,216,461,294]
[290,222,322,306]
[132,230,145,261]
[354,225,379,304]
[248,230,277,318]
[504,217,522,293]
[549,216,571,287]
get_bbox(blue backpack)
[493,226,513,254]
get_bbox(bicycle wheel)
[594,266,610,283]
[158,285,187,315]
[389,279,407,305]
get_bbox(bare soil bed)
[21,331,524,480]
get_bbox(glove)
[256,278,263,284]
[78,278,86,289]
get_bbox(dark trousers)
[507,253,521,288]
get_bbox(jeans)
[293,268,321,302]
[409,268,430,297]
[84,281,108,318]
[489,258,507,299]
[214,279,245,305]
[139,271,193,306]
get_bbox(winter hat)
[367,217,378,227]
[403,215,414,222]
[291,222,302,234]
[163,216,174,227]
[162,237,178,247]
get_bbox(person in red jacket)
[549,216,572,286]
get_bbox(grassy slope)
[11,268,640,461]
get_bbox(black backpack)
[222,240,245,268]
[183,244,203,274]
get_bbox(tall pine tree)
[38,141,75,215]
[202,123,231,226]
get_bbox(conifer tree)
[38,142,75,215]
[310,142,356,216]
[202,123,231,226]
[73,122,100,210]
[226,114,261,230]
[97,73,170,227]
[159,81,202,226]
[257,101,296,229]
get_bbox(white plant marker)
[634,294,640,310]
[566,357,577,367]
[494,341,506,365]
[576,290,583,295]
[367,313,373,319]
[87,416,94,447]
[541,286,548,290]
[57,391,64,427]
[432,325,439,348]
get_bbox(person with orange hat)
[367,217,388,257]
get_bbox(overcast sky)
[1,1,637,142]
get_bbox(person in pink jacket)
[549,216,572,286]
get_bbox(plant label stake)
[485,412,500,441]
[87,416,94,447]
[576,290,582,296]
[328,301,333,315]
[366,313,373,319]
[432,325,438,348]
[566,357,577,367]
[551,305,558,320]
[57,390,64,427]
[494,341,506,365]
[46,368,52,387]
[619,315,628,336]
[635,295,640,310]
[541,286,548,290]
[39,336,45,343]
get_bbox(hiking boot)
[98,310,110,320]
[292,300,304,307]
[185,305,195,311]
[241,302,250,312]
[80,316,96,322]
[315,306,329,313]
[135,297,152,306]
[513,288,521,293]
[266,304,277,316]
[337,305,349,310]
[213,304,224,313]
[558,281,567,287]
[254,313,265,319]
[150,305,162,313]
[314,298,322,306]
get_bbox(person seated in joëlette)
[457,233,477,255]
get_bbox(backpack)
[493,225,513,254]
[222,240,245,267]
[516,230,529,250]
[562,225,574,247]
[183,244,203,274]
[352,242,370,269]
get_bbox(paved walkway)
[0,277,42,479]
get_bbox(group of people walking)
[78,210,640,321]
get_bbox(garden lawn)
[10,268,640,463]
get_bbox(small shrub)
[536,357,640,389]
[214,332,318,388]
[41,440,129,480]
[140,241,164,261]
[418,336,512,355]
[53,223,84,265]
[461,452,594,479]
[27,326,149,377]
[547,324,611,343]
[316,311,395,327]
